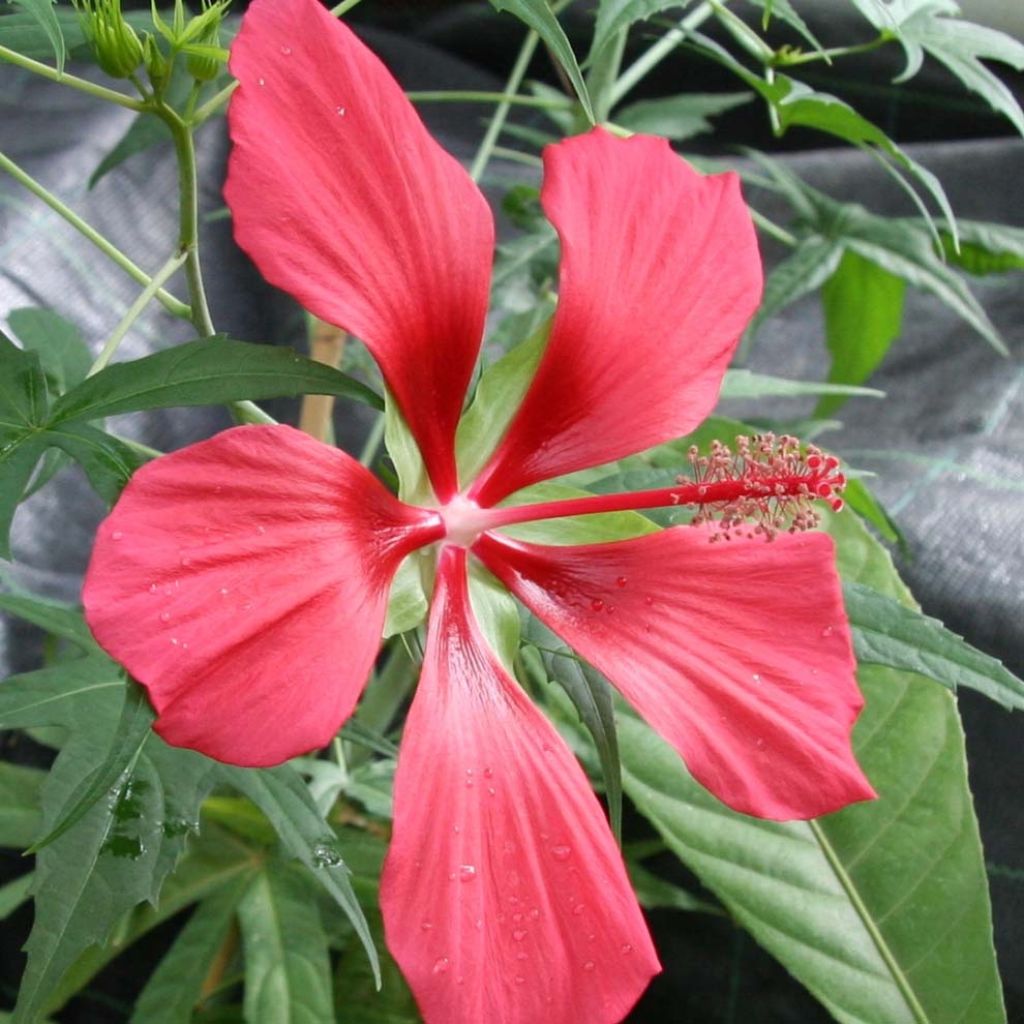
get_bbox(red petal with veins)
[83,426,441,766]
[381,547,658,1024]
[475,529,875,820]
[470,128,762,506]
[225,0,493,500]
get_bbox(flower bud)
[184,1,230,83]
[73,0,144,79]
[142,32,169,90]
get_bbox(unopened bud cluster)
[682,433,846,541]
[73,0,144,78]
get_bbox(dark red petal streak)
[381,547,658,1024]
[470,128,763,505]
[225,0,494,500]
[83,426,440,766]
[475,529,875,820]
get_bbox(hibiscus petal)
[381,547,658,1024]
[83,426,441,766]
[475,529,875,820]
[469,128,762,506]
[225,0,494,500]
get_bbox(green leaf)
[27,679,155,853]
[7,654,214,1024]
[741,235,844,347]
[9,0,65,72]
[525,621,623,843]
[467,559,521,674]
[721,368,884,401]
[456,324,548,485]
[0,437,48,560]
[43,421,150,504]
[50,339,383,424]
[0,762,45,849]
[816,249,905,417]
[0,8,86,60]
[841,478,905,549]
[130,876,249,1024]
[238,861,335,1024]
[844,580,1024,711]
[590,1,691,61]
[856,0,1024,135]
[7,309,91,395]
[382,552,430,639]
[383,388,430,505]
[488,0,595,123]
[0,590,96,650]
[939,219,1024,276]
[218,764,380,987]
[619,487,1005,1024]
[614,90,751,139]
[627,860,723,916]
[0,871,35,921]
[745,0,827,55]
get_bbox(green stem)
[0,149,191,319]
[469,28,541,183]
[88,251,189,375]
[329,0,364,14]
[358,413,387,467]
[161,104,215,337]
[610,1,718,108]
[407,89,570,110]
[491,145,543,168]
[749,208,798,247]
[587,26,628,123]
[0,44,147,111]
[774,35,890,67]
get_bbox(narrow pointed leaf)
[218,764,380,987]
[9,0,65,71]
[844,581,1024,711]
[49,339,383,424]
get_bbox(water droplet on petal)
[529,907,540,921]
[421,921,433,931]
[336,106,346,116]
[512,928,528,941]
[551,844,572,862]
[583,960,596,972]
[590,598,604,612]
[432,957,450,975]
[615,576,627,588]
[483,766,493,778]
[621,943,634,955]
[280,44,292,54]
[644,595,654,606]
[752,673,761,683]
[514,975,525,986]
[821,625,834,638]
[572,903,585,917]
[515,951,528,962]
[459,864,477,882]
[257,77,265,86]
[169,637,179,646]
[111,530,123,541]
[159,611,171,622]
[148,583,159,594]
[755,737,766,750]
[219,587,230,595]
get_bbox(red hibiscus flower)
[82,0,875,1020]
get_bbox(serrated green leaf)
[8,655,214,1024]
[27,679,154,853]
[856,0,1024,135]
[816,249,905,417]
[614,90,751,139]
[130,875,249,1024]
[238,861,335,1024]
[619,460,1004,1024]
[841,478,905,549]
[49,339,383,424]
[0,761,45,849]
[722,368,884,401]
[844,580,1024,711]
[489,0,595,123]
[218,764,380,988]
[43,421,150,503]
[939,219,1024,276]
[7,309,91,396]
[0,436,48,560]
[589,0,691,61]
[741,235,843,348]
[9,0,65,72]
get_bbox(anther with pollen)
[682,434,846,541]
